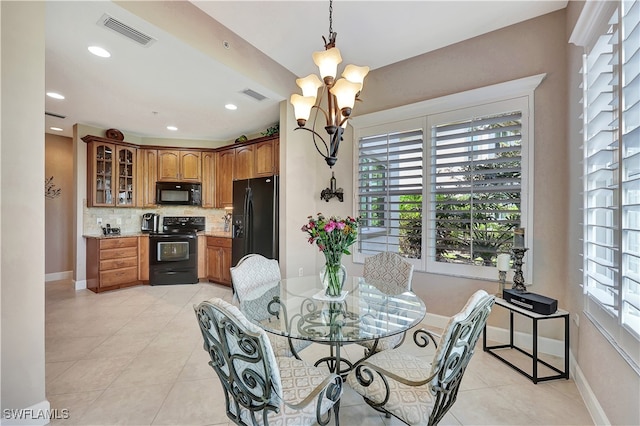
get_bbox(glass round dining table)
[239,275,427,376]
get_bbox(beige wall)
[565,2,640,425]
[45,134,74,275]
[333,10,569,320]
[1,0,48,416]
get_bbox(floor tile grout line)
[43,280,593,426]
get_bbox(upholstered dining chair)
[359,252,415,356]
[230,253,311,358]
[347,290,495,426]
[230,254,281,302]
[194,298,342,426]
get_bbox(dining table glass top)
[240,275,427,344]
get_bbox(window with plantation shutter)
[573,0,639,372]
[430,110,522,267]
[353,77,541,282]
[358,124,424,258]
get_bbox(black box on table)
[502,289,558,315]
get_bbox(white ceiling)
[45,1,567,142]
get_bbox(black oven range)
[149,216,205,286]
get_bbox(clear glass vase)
[320,253,347,297]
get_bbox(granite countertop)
[83,232,145,239]
[84,232,232,239]
[202,231,232,238]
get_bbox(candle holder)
[511,247,528,292]
[497,270,507,297]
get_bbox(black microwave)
[156,182,202,206]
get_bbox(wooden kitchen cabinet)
[157,150,202,182]
[138,148,157,207]
[234,144,255,180]
[215,149,235,208]
[115,146,136,206]
[206,236,232,286]
[198,235,207,279]
[201,151,215,208]
[87,141,115,207]
[86,236,141,292]
[234,136,279,180]
[274,138,280,175]
[138,234,149,282]
[255,138,277,177]
[85,137,137,208]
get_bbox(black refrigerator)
[232,176,279,266]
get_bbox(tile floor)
[45,280,594,425]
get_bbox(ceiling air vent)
[241,88,268,102]
[97,14,156,47]
[45,111,66,119]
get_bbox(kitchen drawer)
[100,237,138,250]
[100,247,138,260]
[100,266,138,288]
[100,257,138,271]
[207,237,232,248]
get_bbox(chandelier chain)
[329,0,333,37]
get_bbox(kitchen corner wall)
[45,133,74,275]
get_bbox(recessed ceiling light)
[225,104,238,111]
[167,126,178,131]
[88,46,111,58]
[50,127,63,132]
[46,92,65,100]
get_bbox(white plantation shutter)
[583,10,618,315]
[352,75,541,278]
[620,0,640,340]
[579,0,639,370]
[430,111,522,265]
[357,127,424,257]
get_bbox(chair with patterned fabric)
[230,253,311,358]
[231,254,281,303]
[194,298,342,426]
[359,252,415,356]
[346,290,495,426]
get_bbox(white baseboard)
[424,312,565,358]
[571,351,610,426]
[44,271,72,282]
[73,279,87,290]
[425,313,606,426]
[0,399,52,425]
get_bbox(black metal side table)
[483,297,570,384]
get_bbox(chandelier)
[290,0,369,168]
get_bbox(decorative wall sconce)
[45,176,61,199]
[321,172,343,202]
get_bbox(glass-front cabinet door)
[91,142,115,206]
[116,147,136,206]
[87,139,137,207]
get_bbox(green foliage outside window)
[397,129,521,265]
[399,194,422,259]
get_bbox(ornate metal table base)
[314,344,354,377]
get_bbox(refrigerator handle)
[246,187,254,254]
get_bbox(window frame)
[351,74,544,283]
[570,0,640,373]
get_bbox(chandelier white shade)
[290,0,369,168]
[296,75,323,98]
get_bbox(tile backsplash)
[83,205,231,236]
